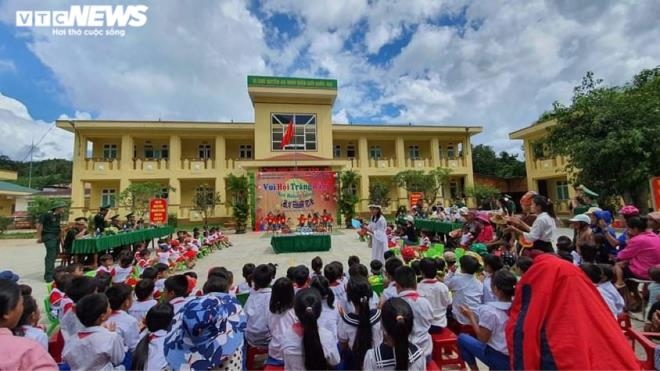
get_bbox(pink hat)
[619,205,640,217]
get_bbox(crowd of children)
[261,210,335,233]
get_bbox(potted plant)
[226,174,250,234]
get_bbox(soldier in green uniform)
[36,200,67,282]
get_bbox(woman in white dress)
[367,205,388,264]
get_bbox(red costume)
[506,254,639,370]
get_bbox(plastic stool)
[245,344,268,370]
[431,329,466,370]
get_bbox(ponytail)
[294,288,327,370]
[392,314,410,370]
[381,298,414,371]
[347,278,374,369]
[131,335,150,370]
[310,275,335,309]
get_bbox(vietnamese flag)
[281,120,294,149]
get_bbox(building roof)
[0,181,38,195]
[509,119,557,140]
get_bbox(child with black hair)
[286,266,296,280]
[410,260,422,282]
[381,257,404,303]
[395,266,434,357]
[0,280,57,370]
[338,277,382,369]
[106,283,141,352]
[581,264,624,318]
[292,265,310,293]
[556,235,579,265]
[18,284,31,296]
[62,293,125,370]
[383,250,395,261]
[482,254,504,304]
[95,271,112,293]
[445,255,483,327]
[458,270,517,371]
[153,263,170,295]
[12,295,48,349]
[363,297,426,370]
[203,276,230,295]
[348,263,369,279]
[65,263,84,277]
[238,263,255,293]
[348,255,361,269]
[310,276,339,343]
[417,258,451,333]
[311,256,323,279]
[129,279,157,322]
[368,259,384,286]
[163,275,190,313]
[61,275,98,340]
[182,271,199,297]
[97,254,116,277]
[245,264,273,348]
[130,303,174,371]
[282,288,340,370]
[419,230,431,250]
[50,268,70,319]
[140,266,158,280]
[112,254,134,284]
[267,277,297,367]
[325,261,348,312]
[514,256,534,276]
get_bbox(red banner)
[256,171,336,224]
[409,192,424,208]
[149,198,168,225]
[651,177,660,211]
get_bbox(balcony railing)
[84,158,119,172]
[181,158,214,172]
[531,156,566,172]
[368,158,395,168]
[134,158,169,171]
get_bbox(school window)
[346,144,356,159]
[438,145,443,159]
[271,113,317,151]
[457,143,463,157]
[447,145,455,159]
[532,142,545,159]
[556,181,570,200]
[333,145,341,159]
[408,145,420,160]
[369,145,382,160]
[101,189,116,207]
[198,144,212,159]
[144,142,154,158]
[160,145,169,159]
[102,144,118,159]
[160,187,170,200]
[239,144,253,159]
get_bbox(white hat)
[458,207,469,215]
[368,204,382,210]
[569,214,591,224]
[404,215,414,222]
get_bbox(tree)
[27,196,71,225]
[368,179,391,209]
[0,216,12,234]
[192,183,221,227]
[225,174,250,233]
[542,68,660,211]
[338,170,360,228]
[118,181,175,219]
[472,144,526,178]
[393,168,452,206]
[465,184,501,209]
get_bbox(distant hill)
[0,155,72,190]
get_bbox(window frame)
[102,144,118,160]
[198,143,212,160]
[239,144,253,159]
[556,180,570,201]
[346,144,356,159]
[271,113,317,151]
[369,145,382,160]
[408,145,420,160]
[333,144,341,159]
[101,189,116,207]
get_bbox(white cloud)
[0,93,73,160]
[0,59,15,74]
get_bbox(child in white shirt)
[62,293,125,370]
[244,264,273,348]
[282,288,340,370]
[338,277,383,370]
[130,303,174,370]
[380,258,404,304]
[395,266,434,357]
[581,263,625,318]
[310,276,340,343]
[13,295,48,349]
[363,297,426,371]
[266,277,297,367]
[445,255,483,325]
[324,262,348,311]
[129,279,158,323]
[60,275,97,341]
[163,275,189,313]
[457,270,516,371]
[106,283,141,352]
[96,254,116,277]
[238,263,255,293]
[482,255,504,304]
[112,254,134,284]
[417,258,451,332]
[419,230,431,250]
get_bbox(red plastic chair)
[426,358,441,371]
[245,344,268,370]
[431,328,467,370]
[626,329,659,370]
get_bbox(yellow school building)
[56,76,482,223]
[509,120,575,214]
[0,170,37,217]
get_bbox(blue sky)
[0,0,659,160]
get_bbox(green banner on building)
[247,75,338,90]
